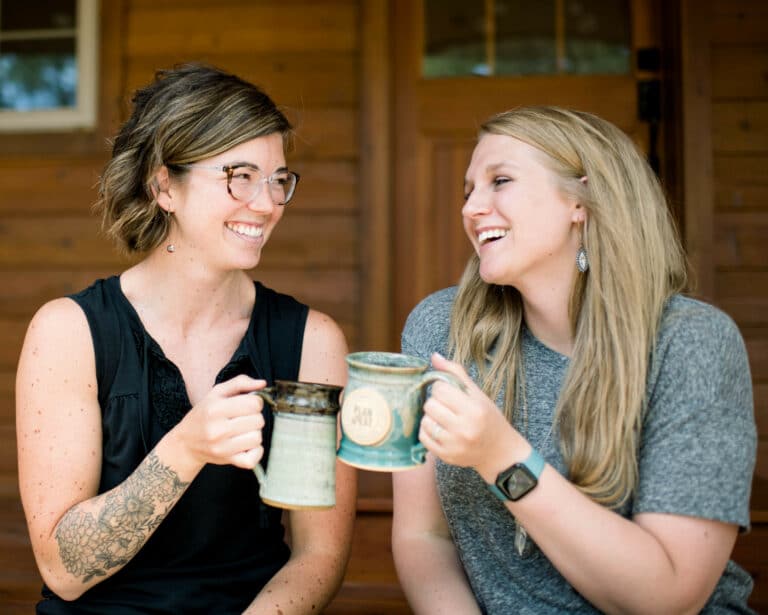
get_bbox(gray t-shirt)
[401,287,757,614]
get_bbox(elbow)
[622,585,714,615]
[391,529,409,564]
[38,566,88,602]
[391,531,427,571]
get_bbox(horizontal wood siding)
[710,0,768,609]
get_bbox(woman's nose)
[461,188,492,218]
[245,185,278,213]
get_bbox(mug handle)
[250,388,276,487]
[408,371,466,463]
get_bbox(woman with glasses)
[392,106,757,614]
[16,63,356,614]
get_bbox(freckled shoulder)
[298,309,348,386]
[20,297,93,374]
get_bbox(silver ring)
[432,422,442,440]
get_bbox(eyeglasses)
[180,164,300,206]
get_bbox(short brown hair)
[96,63,292,254]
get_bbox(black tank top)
[37,276,309,614]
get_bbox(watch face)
[500,465,537,500]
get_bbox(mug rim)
[273,379,343,393]
[345,351,428,373]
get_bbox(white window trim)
[0,0,99,132]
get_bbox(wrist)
[487,447,545,503]
[156,426,205,482]
[475,430,532,483]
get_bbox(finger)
[423,415,444,442]
[429,379,470,412]
[231,446,264,470]
[214,393,268,420]
[418,416,439,449]
[214,374,268,397]
[221,413,265,436]
[210,428,263,460]
[423,395,461,431]
[431,352,478,392]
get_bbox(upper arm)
[392,453,450,543]
[631,304,751,609]
[16,298,102,564]
[291,309,356,559]
[637,306,754,527]
[297,309,348,387]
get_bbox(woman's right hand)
[170,375,267,473]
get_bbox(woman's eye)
[492,177,511,188]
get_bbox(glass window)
[0,0,98,131]
[564,0,630,74]
[423,0,630,78]
[423,2,488,76]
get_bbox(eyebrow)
[486,161,520,172]
[464,161,519,186]
[225,161,289,172]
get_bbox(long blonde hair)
[450,106,687,507]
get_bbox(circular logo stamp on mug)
[340,386,392,446]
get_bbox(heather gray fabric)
[401,286,756,614]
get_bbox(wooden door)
[391,0,662,341]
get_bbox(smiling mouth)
[478,229,508,245]
[227,223,263,239]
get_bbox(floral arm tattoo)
[55,450,190,582]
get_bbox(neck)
[518,276,575,358]
[121,249,253,333]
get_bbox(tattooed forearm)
[55,450,190,582]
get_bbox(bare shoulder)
[17,296,96,402]
[299,309,349,385]
[21,296,93,355]
[302,309,348,359]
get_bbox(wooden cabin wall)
[681,0,768,611]
[713,0,768,610]
[1,0,767,612]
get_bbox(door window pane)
[564,0,630,74]
[423,1,487,76]
[495,0,556,75]
[423,0,630,78]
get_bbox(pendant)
[515,520,530,558]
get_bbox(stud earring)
[576,246,589,273]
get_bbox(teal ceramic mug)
[252,380,342,509]
[338,352,461,471]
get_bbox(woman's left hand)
[419,353,528,478]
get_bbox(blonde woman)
[16,64,356,614]
[392,106,756,614]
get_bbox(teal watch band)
[487,447,546,502]
[522,447,546,477]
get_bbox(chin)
[478,268,505,286]
[232,251,263,272]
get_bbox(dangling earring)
[576,216,589,272]
[576,245,589,272]
[165,209,175,253]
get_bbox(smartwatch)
[487,448,545,502]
